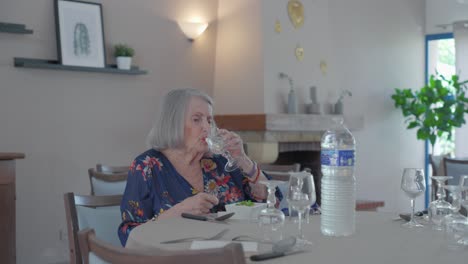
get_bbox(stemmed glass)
[287,171,315,245]
[400,168,426,228]
[445,175,468,249]
[429,176,453,230]
[205,122,239,172]
[442,183,466,223]
[257,180,285,242]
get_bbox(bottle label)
[321,150,355,166]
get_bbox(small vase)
[334,101,343,114]
[287,89,297,114]
[116,57,132,70]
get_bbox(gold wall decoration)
[320,60,327,75]
[295,45,304,61]
[275,19,282,33]
[287,0,304,29]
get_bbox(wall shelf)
[0,22,33,34]
[14,58,148,75]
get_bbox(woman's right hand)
[177,193,219,215]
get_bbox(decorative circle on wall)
[275,19,282,33]
[295,45,304,61]
[320,60,327,75]
[287,0,304,29]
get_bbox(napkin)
[190,240,258,252]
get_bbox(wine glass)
[442,184,466,223]
[445,175,468,249]
[288,172,316,223]
[257,180,285,242]
[287,171,315,245]
[400,168,426,228]
[205,122,239,172]
[429,176,453,230]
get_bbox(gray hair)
[147,88,213,150]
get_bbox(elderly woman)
[118,88,280,246]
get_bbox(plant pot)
[116,56,132,70]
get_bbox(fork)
[160,228,229,244]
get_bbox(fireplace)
[215,113,364,206]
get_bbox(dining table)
[126,212,468,263]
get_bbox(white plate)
[224,202,267,220]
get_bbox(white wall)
[327,0,426,213]
[0,0,218,263]
[213,0,264,114]
[262,0,332,114]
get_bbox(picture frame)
[54,0,106,68]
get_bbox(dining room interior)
[1,0,468,263]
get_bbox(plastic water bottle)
[320,117,356,236]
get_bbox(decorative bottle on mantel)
[287,88,297,114]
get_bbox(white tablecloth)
[126,212,468,263]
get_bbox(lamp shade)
[178,21,208,40]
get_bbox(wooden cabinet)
[0,153,25,264]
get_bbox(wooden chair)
[443,157,468,186]
[88,164,128,195]
[78,228,246,264]
[442,157,468,209]
[64,192,123,264]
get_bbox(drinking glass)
[205,122,239,172]
[288,172,316,224]
[442,184,466,222]
[445,175,468,249]
[429,176,453,230]
[400,168,426,228]
[257,180,285,242]
[287,171,315,245]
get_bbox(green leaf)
[407,121,419,129]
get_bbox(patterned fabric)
[118,149,281,246]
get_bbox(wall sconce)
[178,21,209,41]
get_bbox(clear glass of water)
[287,172,315,245]
[429,176,453,230]
[400,168,426,228]
[205,122,239,172]
[257,180,285,242]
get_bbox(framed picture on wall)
[54,0,106,68]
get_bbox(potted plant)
[391,73,468,153]
[114,44,134,70]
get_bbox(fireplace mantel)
[214,114,364,163]
[215,114,364,142]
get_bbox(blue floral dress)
[118,149,281,246]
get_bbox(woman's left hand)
[217,129,246,160]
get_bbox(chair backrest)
[78,228,247,264]
[64,192,123,264]
[259,163,301,173]
[259,163,301,181]
[88,167,128,195]
[96,164,129,174]
[443,157,468,185]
